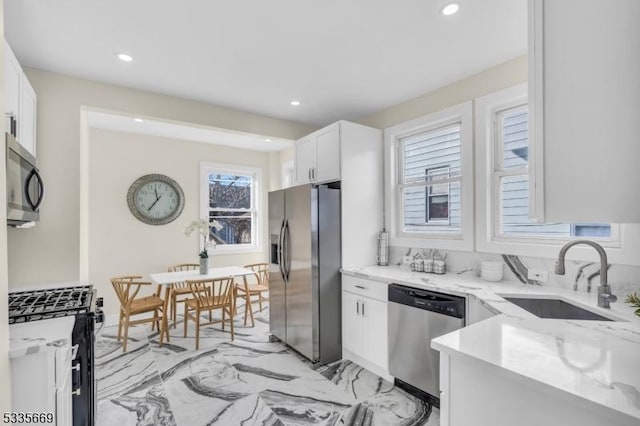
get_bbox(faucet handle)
[603,293,618,304]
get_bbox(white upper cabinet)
[4,39,37,157]
[294,135,315,184]
[4,44,21,123]
[19,78,37,156]
[294,122,340,185]
[314,124,340,182]
[293,120,383,267]
[528,0,640,223]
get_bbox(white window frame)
[474,84,640,266]
[385,101,474,251]
[200,161,261,255]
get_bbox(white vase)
[199,257,208,274]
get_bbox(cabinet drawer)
[342,274,388,302]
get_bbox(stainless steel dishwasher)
[388,284,466,406]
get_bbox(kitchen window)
[386,102,474,251]
[474,85,632,263]
[200,162,261,253]
[494,105,611,240]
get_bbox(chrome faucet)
[554,240,617,309]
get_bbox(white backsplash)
[387,246,640,298]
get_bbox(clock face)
[127,174,185,225]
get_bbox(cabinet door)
[19,78,37,156]
[315,124,340,182]
[4,42,21,126]
[467,297,496,325]
[362,297,388,370]
[342,291,364,357]
[529,0,640,223]
[294,136,315,185]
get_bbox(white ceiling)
[86,110,293,152]
[5,0,527,126]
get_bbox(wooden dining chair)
[184,276,235,349]
[111,276,165,352]
[235,263,269,325]
[167,263,200,328]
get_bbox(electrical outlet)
[402,255,413,266]
[528,269,548,282]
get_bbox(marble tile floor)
[96,302,439,426]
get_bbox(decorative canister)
[433,260,446,274]
[377,229,389,266]
[424,259,434,273]
[414,258,424,272]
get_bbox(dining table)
[149,266,256,345]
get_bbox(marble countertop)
[342,265,640,421]
[9,316,75,358]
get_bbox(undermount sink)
[503,297,615,321]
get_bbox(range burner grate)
[8,285,94,324]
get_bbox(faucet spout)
[554,240,615,309]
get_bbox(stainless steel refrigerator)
[268,183,342,366]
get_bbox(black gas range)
[9,285,104,426]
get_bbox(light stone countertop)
[9,316,75,358]
[341,265,640,422]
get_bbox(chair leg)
[117,311,123,341]
[229,307,235,341]
[184,307,189,338]
[172,295,177,329]
[222,306,226,330]
[151,309,158,332]
[122,316,129,352]
[259,292,263,312]
[243,295,249,326]
[195,309,200,350]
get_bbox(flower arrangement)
[184,219,223,259]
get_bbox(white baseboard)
[342,349,394,383]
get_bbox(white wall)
[8,68,314,287]
[88,128,270,315]
[0,0,12,413]
[357,55,527,129]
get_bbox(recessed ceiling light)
[290,100,301,106]
[133,118,143,122]
[265,138,272,142]
[117,53,133,62]
[441,3,460,16]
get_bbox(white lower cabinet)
[342,290,365,355]
[466,296,497,325]
[439,352,637,426]
[341,274,389,378]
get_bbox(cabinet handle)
[355,285,367,290]
[362,301,365,316]
[313,168,316,180]
[356,301,360,315]
[308,168,312,181]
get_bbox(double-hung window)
[494,104,612,240]
[474,85,618,260]
[200,162,260,253]
[399,125,461,234]
[388,102,473,250]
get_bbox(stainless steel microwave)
[6,133,44,226]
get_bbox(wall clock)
[126,174,185,225]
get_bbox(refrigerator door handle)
[284,219,292,280]
[278,219,286,281]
